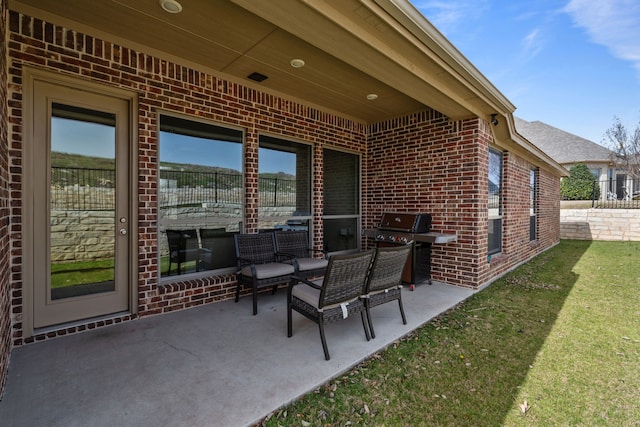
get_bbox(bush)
[561,163,599,200]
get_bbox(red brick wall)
[0,0,12,398]
[367,112,489,288]
[7,11,366,344]
[366,113,560,287]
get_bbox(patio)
[0,282,473,427]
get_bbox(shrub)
[561,163,599,200]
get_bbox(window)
[323,149,360,252]
[258,136,312,234]
[488,148,503,255]
[158,114,243,278]
[530,168,538,241]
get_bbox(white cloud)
[564,0,640,71]
[522,28,544,60]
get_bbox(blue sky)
[413,0,640,146]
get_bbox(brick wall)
[0,0,11,398]
[366,113,560,287]
[7,11,366,344]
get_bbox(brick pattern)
[6,12,366,345]
[366,113,560,287]
[367,112,489,288]
[0,1,11,398]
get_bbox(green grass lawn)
[50,259,114,288]
[260,240,640,426]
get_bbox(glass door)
[32,81,131,329]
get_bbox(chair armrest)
[236,256,255,269]
[275,251,296,262]
[289,275,322,289]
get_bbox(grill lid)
[378,212,431,233]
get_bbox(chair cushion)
[296,258,328,271]
[240,262,295,279]
[291,280,323,308]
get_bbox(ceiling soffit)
[9,0,503,122]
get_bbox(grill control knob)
[400,237,408,244]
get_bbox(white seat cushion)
[296,258,328,271]
[240,262,295,279]
[291,280,323,308]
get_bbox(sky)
[412,0,640,147]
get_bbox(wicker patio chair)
[274,230,328,279]
[166,229,208,275]
[287,249,375,360]
[234,232,296,315]
[363,244,412,338]
[200,228,237,270]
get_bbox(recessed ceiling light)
[159,0,182,13]
[366,94,378,101]
[290,58,305,68]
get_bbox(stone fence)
[50,205,296,262]
[560,209,640,241]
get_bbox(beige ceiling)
[10,0,509,123]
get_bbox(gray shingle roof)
[515,117,613,165]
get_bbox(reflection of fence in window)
[51,167,115,210]
[258,176,296,207]
[160,169,296,208]
[160,169,243,208]
[51,167,298,210]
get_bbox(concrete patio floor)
[0,281,474,427]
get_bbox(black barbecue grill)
[365,212,456,288]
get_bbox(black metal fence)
[51,167,297,210]
[51,167,115,210]
[592,178,640,208]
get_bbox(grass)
[50,259,114,288]
[259,240,640,426]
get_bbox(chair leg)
[398,295,407,325]
[318,320,330,360]
[360,310,371,341]
[287,295,293,337]
[365,302,376,339]
[271,284,278,295]
[234,281,241,303]
[252,282,258,315]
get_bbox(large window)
[158,114,243,278]
[530,168,538,241]
[488,148,503,255]
[323,149,360,253]
[258,136,312,234]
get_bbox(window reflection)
[159,115,243,277]
[258,136,312,235]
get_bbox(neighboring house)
[0,1,567,395]
[515,117,636,200]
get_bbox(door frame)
[22,67,139,337]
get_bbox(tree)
[561,163,599,200]
[604,116,640,178]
